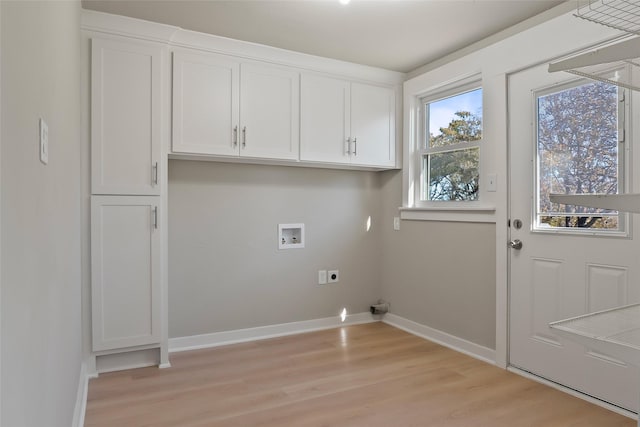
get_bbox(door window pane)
[536,80,620,231]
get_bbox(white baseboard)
[383,313,496,365]
[72,362,89,427]
[169,312,376,353]
[508,366,636,420]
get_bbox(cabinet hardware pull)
[153,206,158,229]
[242,126,247,148]
[346,137,351,155]
[233,126,238,146]
[153,162,159,185]
[353,137,357,155]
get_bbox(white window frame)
[401,74,495,222]
[532,67,629,237]
[418,81,482,204]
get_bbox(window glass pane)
[427,88,482,149]
[536,81,620,231]
[424,147,479,201]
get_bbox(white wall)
[168,160,382,337]
[1,2,83,426]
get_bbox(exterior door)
[508,63,640,411]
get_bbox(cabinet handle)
[242,126,247,148]
[353,137,358,156]
[153,206,158,230]
[153,162,159,185]
[233,126,238,147]
[346,137,351,155]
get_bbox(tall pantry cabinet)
[89,37,168,367]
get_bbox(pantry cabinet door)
[91,38,162,195]
[240,63,300,160]
[91,196,161,352]
[173,51,240,156]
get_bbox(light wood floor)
[85,323,635,426]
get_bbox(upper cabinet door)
[350,82,395,167]
[91,38,162,195]
[172,51,240,156]
[300,74,351,164]
[240,63,300,160]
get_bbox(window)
[418,83,482,203]
[535,75,625,233]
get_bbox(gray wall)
[1,2,83,426]
[379,170,496,349]
[168,160,383,337]
[168,161,496,350]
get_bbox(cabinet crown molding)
[81,9,406,85]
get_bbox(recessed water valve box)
[278,223,305,249]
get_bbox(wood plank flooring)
[85,323,635,426]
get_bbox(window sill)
[399,205,496,223]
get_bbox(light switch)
[39,118,49,165]
[393,217,400,230]
[487,173,497,192]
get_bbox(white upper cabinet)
[301,74,395,168]
[91,38,162,195]
[300,74,350,164]
[350,82,395,167]
[240,63,299,160]
[172,51,239,156]
[172,51,299,161]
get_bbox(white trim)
[72,363,89,427]
[0,2,3,423]
[508,366,637,420]
[382,313,496,365]
[169,312,376,353]
[399,207,496,223]
[81,10,405,86]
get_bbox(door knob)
[508,239,523,250]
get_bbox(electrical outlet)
[393,217,400,230]
[328,270,339,283]
[318,270,327,285]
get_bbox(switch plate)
[39,118,49,165]
[318,270,327,285]
[487,173,497,192]
[328,270,339,283]
[393,217,400,231]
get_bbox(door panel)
[240,62,299,160]
[91,38,161,195]
[172,51,240,156]
[300,74,350,164]
[508,63,639,411]
[91,196,161,352]
[350,82,394,167]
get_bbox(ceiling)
[82,0,567,73]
